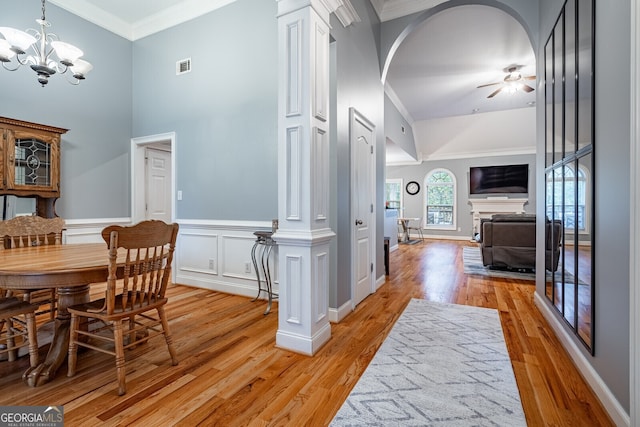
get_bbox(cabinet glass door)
[14,137,52,187]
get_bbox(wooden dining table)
[0,242,114,387]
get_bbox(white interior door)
[145,147,172,223]
[351,109,375,307]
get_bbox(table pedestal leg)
[23,284,90,387]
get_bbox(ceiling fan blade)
[522,84,535,92]
[523,75,536,80]
[477,82,501,88]
[487,87,502,98]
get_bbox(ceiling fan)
[477,65,536,98]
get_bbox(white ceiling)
[385,5,535,122]
[47,0,536,163]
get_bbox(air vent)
[176,58,191,75]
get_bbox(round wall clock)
[406,181,420,195]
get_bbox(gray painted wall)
[385,94,417,159]
[330,0,385,308]
[0,1,133,219]
[387,154,536,238]
[382,0,631,416]
[132,0,278,221]
[538,0,631,413]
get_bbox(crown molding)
[49,0,133,39]
[50,0,237,41]
[321,0,361,27]
[132,0,236,40]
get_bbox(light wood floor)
[0,239,613,426]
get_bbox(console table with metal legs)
[250,231,278,314]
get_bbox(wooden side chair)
[0,291,39,367]
[0,216,65,321]
[67,220,179,396]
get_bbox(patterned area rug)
[331,299,526,426]
[462,246,536,281]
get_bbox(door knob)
[355,219,363,226]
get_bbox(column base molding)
[276,321,332,355]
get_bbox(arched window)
[424,169,456,230]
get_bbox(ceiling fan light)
[0,27,36,53]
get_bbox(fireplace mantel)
[469,197,528,237]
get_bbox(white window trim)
[424,168,457,231]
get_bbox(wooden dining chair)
[0,291,39,367]
[0,216,65,321]
[67,220,179,396]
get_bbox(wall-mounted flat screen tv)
[469,164,529,195]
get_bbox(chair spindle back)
[101,221,179,316]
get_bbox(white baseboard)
[329,299,353,323]
[422,233,472,241]
[534,292,630,427]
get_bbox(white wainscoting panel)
[178,231,218,275]
[222,234,260,280]
[62,219,280,302]
[175,220,278,300]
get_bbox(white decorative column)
[274,0,335,355]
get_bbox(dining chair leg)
[113,319,127,396]
[67,314,80,377]
[158,307,178,366]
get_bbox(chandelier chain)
[41,0,47,22]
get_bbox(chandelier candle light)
[0,0,92,86]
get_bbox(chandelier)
[0,0,92,86]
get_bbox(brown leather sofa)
[479,214,562,272]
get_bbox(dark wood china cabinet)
[0,117,67,218]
